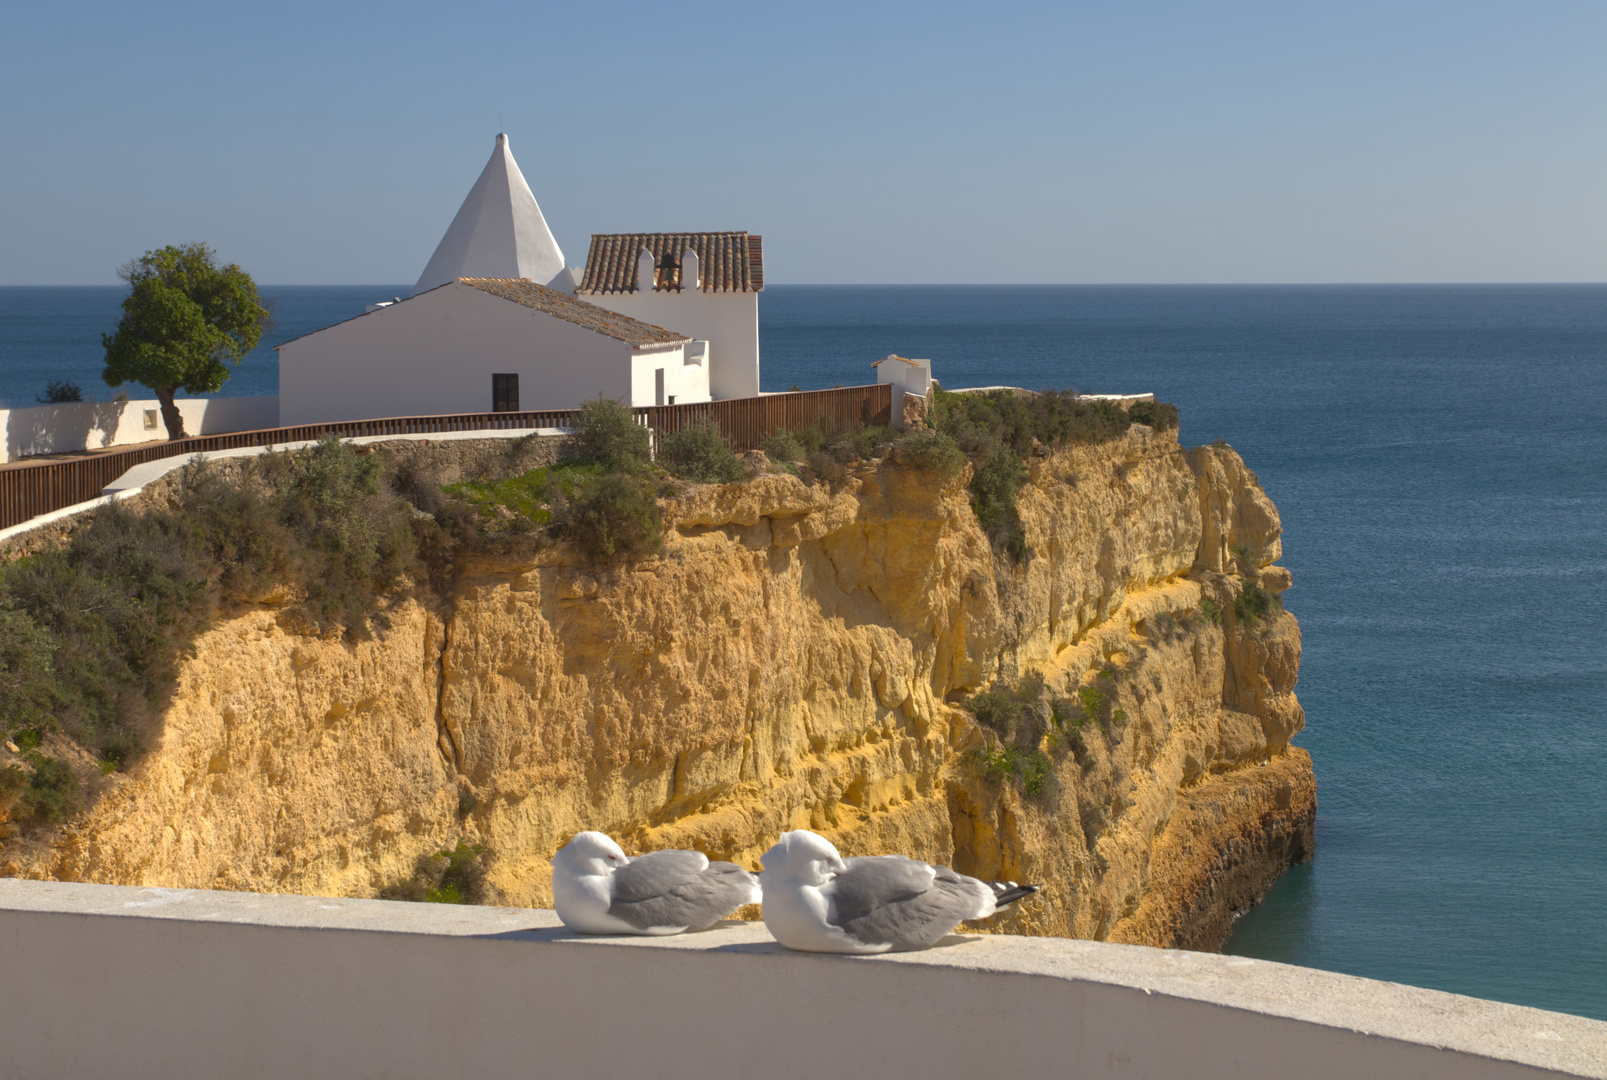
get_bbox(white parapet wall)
[0,880,1601,1080]
[0,395,279,464]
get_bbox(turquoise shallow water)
[2,283,1603,1020]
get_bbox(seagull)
[759,829,1041,954]
[552,831,760,935]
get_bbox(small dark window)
[492,373,519,413]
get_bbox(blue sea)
[2,283,1604,1022]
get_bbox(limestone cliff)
[10,424,1314,949]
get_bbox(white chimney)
[637,249,656,293]
[680,248,700,292]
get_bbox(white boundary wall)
[0,396,279,464]
[1,880,1601,1080]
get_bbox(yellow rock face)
[22,426,1315,950]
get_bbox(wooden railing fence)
[0,384,891,530]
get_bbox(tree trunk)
[154,387,188,440]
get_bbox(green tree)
[101,244,270,439]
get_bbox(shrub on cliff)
[1233,581,1278,625]
[0,763,26,816]
[1127,399,1178,431]
[898,428,966,477]
[568,395,651,471]
[0,503,209,769]
[250,437,416,636]
[760,429,805,465]
[965,671,1075,798]
[0,607,57,734]
[13,755,79,825]
[658,420,746,484]
[760,419,901,485]
[965,670,1046,745]
[380,841,494,905]
[561,472,663,560]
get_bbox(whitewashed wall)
[0,396,279,464]
[278,283,704,425]
[631,341,709,406]
[586,289,760,400]
[1,881,1601,1080]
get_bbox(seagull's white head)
[554,831,630,878]
[760,829,848,887]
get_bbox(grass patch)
[442,469,555,525]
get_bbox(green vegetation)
[563,472,663,559]
[930,387,1178,562]
[1234,581,1278,625]
[1076,684,1105,725]
[899,428,967,477]
[101,243,270,439]
[0,436,418,806]
[381,841,493,904]
[409,398,669,564]
[14,755,78,824]
[963,669,1095,797]
[37,379,83,404]
[658,420,746,484]
[755,417,899,484]
[567,395,651,472]
[1199,597,1223,626]
[441,469,555,526]
[760,429,805,466]
[974,744,1054,796]
[965,670,1047,745]
[1127,399,1179,431]
[0,385,1183,835]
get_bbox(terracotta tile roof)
[579,232,764,294]
[457,278,690,347]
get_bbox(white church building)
[277,134,763,424]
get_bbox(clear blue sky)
[2,0,1602,285]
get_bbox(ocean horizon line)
[3,280,1604,290]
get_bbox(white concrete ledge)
[2,880,1601,1079]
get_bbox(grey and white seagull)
[552,831,761,935]
[759,829,1040,954]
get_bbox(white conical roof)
[411,133,568,296]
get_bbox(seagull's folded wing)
[834,870,991,951]
[610,850,708,903]
[609,849,755,932]
[830,856,938,918]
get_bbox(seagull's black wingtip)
[993,883,1042,908]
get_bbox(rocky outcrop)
[6,425,1314,949]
